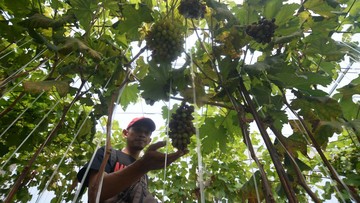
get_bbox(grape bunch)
[246,18,277,44]
[145,19,184,63]
[168,102,196,150]
[178,0,206,19]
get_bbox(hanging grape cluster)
[145,19,184,63]
[178,0,206,19]
[246,18,277,44]
[168,102,196,150]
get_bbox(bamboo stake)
[89,73,130,203]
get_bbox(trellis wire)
[328,61,354,96]
[93,75,128,202]
[190,51,205,203]
[339,41,360,55]
[0,91,45,139]
[35,104,93,203]
[1,52,72,99]
[1,76,28,98]
[162,79,172,202]
[99,81,126,198]
[0,48,47,88]
[0,72,64,139]
[245,138,261,203]
[0,98,60,171]
[70,74,113,202]
[0,39,32,60]
[72,122,105,203]
[243,51,261,203]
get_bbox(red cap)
[126,117,156,132]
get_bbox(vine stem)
[0,92,26,119]
[226,91,274,203]
[170,96,234,110]
[205,22,275,201]
[269,125,321,203]
[124,46,147,67]
[89,72,130,203]
[4,80,87,203]
[231,95,275,203]
[238,79,298,202]
[191,19,217,70]
[283,97,360,202]
[184,52,218,84]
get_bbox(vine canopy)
[0,0,359,202]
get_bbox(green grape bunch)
[168,101,196,150]
[246,18,278,44]
[145,19,185,63]
[178,0,206,19]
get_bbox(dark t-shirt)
[77,146,136,187]
[77,146,157,203]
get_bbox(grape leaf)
[333,81,360,120]
[304,0,337,18]
[58,37,101,61]
[238,171,264,203]
[139,61,173,102]
[199,116,228,153]
[292,96,342,120]
[120,84,140,110]
[264,0,282,19]
[116,4,153,40]
[69,0,98,31]
[304,34,348,61]
[274,3,300,26]
[284,155,312,172]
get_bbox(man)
[77,117,187,202]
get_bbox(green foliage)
[199,116,228,153]
[0,0,359,202]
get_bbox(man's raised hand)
[139,141,188,171]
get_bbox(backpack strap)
[110,148,118,171]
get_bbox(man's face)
[124,125,152,150]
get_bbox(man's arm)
[88,141,187,202]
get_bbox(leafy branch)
[282,93,360,202]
